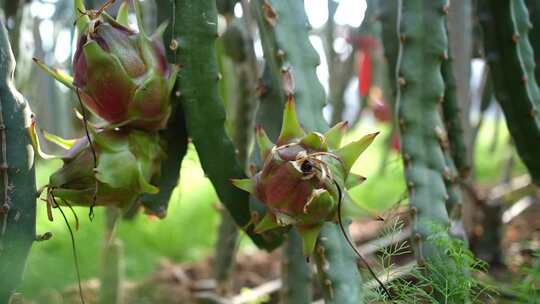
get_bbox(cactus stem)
[0,91,8,239]
[0,19,36,300]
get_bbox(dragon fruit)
[34,0,177,130]
[42,127,165,209]
[232,101,377,256]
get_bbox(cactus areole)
[232,100,377,256]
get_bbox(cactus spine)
[0,19,36,302]
[478,0,540,186]
[396,0,465,300]
[252,1,363,303]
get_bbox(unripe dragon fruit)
[40,127,164,209]
[232,101,377,256]
[34,0,177,130]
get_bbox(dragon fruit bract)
[35,0,177,130]
[232,101,378,256]
[44,127,164,209]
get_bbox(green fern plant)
[365,218,497,303]
[510,251,540,303]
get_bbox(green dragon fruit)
[38,126,165,209]
[34,0,177,130]
[232,101,377,256]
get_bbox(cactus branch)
[172,0,270,249]
[378,0,399,108]
[214,10,259,292]
[140,106,188,218]
[99,208,123,304]
[396,0,466,301]
[441,53,470,179]
[441,50,468,241]
[478,0,540,186]
[526,0,540,83]
[281,229,313,304]
[0,19,36,302]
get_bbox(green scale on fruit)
[34,0,178,130]
[232,100,377,256]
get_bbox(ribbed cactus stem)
[525,0,540,83]
[250,0,286,143]
[4,0,34,90]
[213,209,238,295]
[376,0,400,177]
[0,19,36,302]
[441,54,470,179]
[99,240,123,304]
[214,12,259,294]
[447,0,473,172]
[314,222,363,304]
[326,0,343,126]
[140,0,190,219]
[281,229,313,303]
[99,208,123,304]
[441,55,468,241]
[478,0,540,186]
[140,107,188,218]
[378,0,399,106]
[212,24,240,296]
[265,3,326,132]
[173,0,270,249]
[396,0,465,300]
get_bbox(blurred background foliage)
[0,0,531,300]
